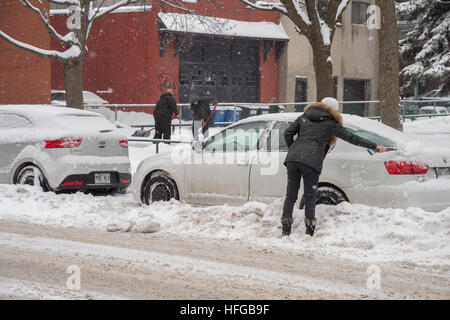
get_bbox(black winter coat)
[190,97,215,126]
[284,102,377,173]
[154,92,178,120]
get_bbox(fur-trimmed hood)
[303,102,343,146]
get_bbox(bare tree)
[241,0,350,101]
[0,0,146,109]
[376,0,402,131]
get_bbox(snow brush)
[367,147,398,155]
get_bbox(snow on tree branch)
[89,0,141,22]
[0,30,81,62]
[18,0,78,46]
[240,0,288,15]
[46,0,80,5]
[335,0,349,22]
[397,0,450,95]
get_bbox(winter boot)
[281,218,293,236]
[304,218,317,236]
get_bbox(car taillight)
[384,161,428,175]
[63,181,84,186]
[45,138,82,148]
[119,140,128,148]
[121,180,131,184]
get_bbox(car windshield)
[83,91,102,100]
[344,127,397,147]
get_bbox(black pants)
[154,116,171,141]
[282,161,320,221]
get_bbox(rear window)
[345,127,397,147]
[54,114,116,131]
[0,113,33,129]
[51,92,66,101]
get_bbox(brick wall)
[0,0,51,104]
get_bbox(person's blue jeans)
[282,161,320,221]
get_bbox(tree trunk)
[311,41,334,102]
[63,60,84,109]
[376,0,402,131]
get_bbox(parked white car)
[0,105,131,193]
[51,90,111,118]
[132,113,450,212]
[419,106,449,115]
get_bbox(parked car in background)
[419,106,449,115]
[133,113,450,212]
[0,105,131,194]
[51,90,111,118]
[401,90,450,113]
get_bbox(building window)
[352,1,370,25]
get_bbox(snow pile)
[1,184,448,270]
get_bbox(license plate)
[95,173,111,184]
[435,167,450,178]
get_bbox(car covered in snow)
[0,105,131,193]
[132,113,450,212]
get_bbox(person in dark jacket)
[154,89,179,141]
[282,97,386,237]
[190,97,215,139]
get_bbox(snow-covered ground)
[0,113,449,273]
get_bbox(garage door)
[179,36,260,104]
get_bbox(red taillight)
[119,140,128,148]
[121,180,131,184]
[63,181,84,186]
[45,138,82,148]
[384,161,428,175]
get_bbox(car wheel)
[15,165,49,191]
[142,175,179,204]
[300,185,347,208]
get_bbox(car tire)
[142,174,179,205]
[15,165,50,191]
[300,185,347,209]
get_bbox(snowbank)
[0,184,448,270]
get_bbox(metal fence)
[86,99,450,134]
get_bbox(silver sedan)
[0,105,131,193]
[132,113,450,212]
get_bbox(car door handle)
[237,161,249,166]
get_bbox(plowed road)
[0,220,448,299]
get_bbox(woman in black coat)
[282,97,386,236]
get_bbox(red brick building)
[0,0,51,104]
[50,0,288,105]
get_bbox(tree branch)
[46,0,80,5]
[0,30,80,63]
[19,0,76,46]
[89,0,141,22]
[325,0,350,44]
[280,0,312,37]
[240,0,288,15]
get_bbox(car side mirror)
[192,140,203,152]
